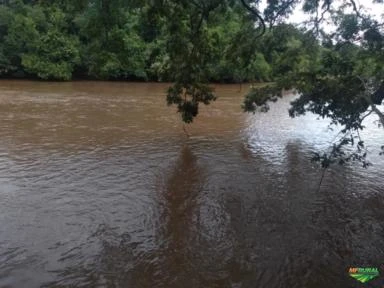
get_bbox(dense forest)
[0,0,319,82]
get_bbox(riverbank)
[0,76,269,85]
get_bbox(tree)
[160,0,224,123]
[0,4,13,75]
[21,6,81,80]
[73,0,148,79]
[157,0,384,167]
[242,0,384,167]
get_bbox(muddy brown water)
[0,81,383,288]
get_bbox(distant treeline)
[0,0,317,82]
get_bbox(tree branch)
[371,105,384,127]
[348,0,362,19]
[357,76,384,128]
[239,0,266,38]
[270,0,296,27]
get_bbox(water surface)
[0,81,383,288]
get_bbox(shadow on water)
[43,144,206,287]
[131,144,206,287]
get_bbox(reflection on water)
[152,145,204,286]
[0,81,383,288]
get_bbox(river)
[0,81,383,288]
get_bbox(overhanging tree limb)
[239,0,266,38]
[357,76,384,128]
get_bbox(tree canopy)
[0,0,383,166]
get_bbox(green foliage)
[85,26,147,79]
[0,5,13,74]
[0,3,80,79]
[240,0,384,167]
[167,83,216,123]
[23,7,80,80]
[0,0,299,84]
[21,30,80,80]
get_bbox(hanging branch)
[357,76,384,128]
[239,0,266,38]
[313,0,332,35]
[348,0,362,19]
